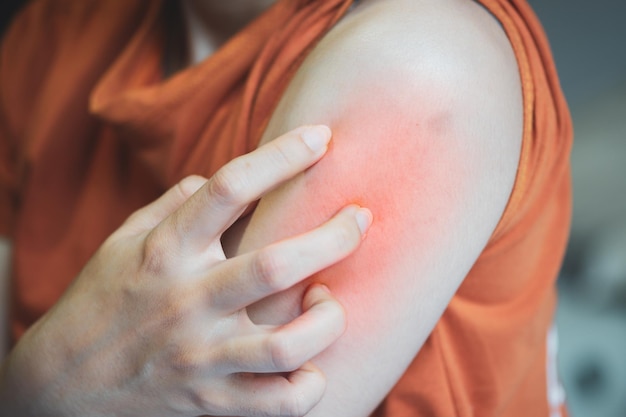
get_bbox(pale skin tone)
[228,1,523,415]
[0,0,523,416]
[0,126,372,417]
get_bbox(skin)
[0,127,371,416]
[0,0,523,415]
[224,0,523,415]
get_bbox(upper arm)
[236,0,522,415]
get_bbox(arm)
[232,0,523,415]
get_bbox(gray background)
[528,1,626,416]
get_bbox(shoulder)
[319,0,520,90]
[265,0,523,146]
[262,0,523,210]
[256,0,524,277]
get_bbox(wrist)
[0,320,70,417]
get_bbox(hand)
[0,126,372,417]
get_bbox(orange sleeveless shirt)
[0,0,572,415]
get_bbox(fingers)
[209,205,372,312]
[214,362,326,417]
[229,363,326,417]
[158,125,333,256]
[120,175,208,235]
[187,285,344,416]
[218,284,346,374]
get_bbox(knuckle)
[160,291,191,328]
[141,230,172,276]
[278,369,325,417]
[208,164,248,207]
[189,386,225,415]
[166,341,212,380]
[252,249,289,292]
[175,175,206,199]
[167,345,198,376]
[266,333,299,372]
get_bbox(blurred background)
[525,1,626,416]
[1,1,625,416]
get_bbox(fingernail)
[301,125,331,152]
[355,208,373,235]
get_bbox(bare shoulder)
[248,0,525,310]
[264,0,522,135]
[242,2,524,414]
[260,0,523,230]
[313,0,519,81]
[262,0,523,185]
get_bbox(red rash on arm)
[243,85,470,327]
[310,103,465,267]
[235,80,491,416]
[233,3,522,414]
